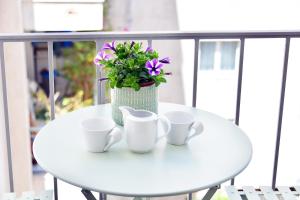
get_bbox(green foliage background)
[62,42,96,100]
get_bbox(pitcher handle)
[103,127,122,152]
[185,121,204,143]
[156,115,171,142]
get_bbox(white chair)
[37,190,53,200]
[20,191,35,200]
[226,185,300,200]
[3,192,16,200]
[2,190,53,200]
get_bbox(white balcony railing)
[1,31,300,200]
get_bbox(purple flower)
[146,59,163,76]
[94,51,111,66]
[159,57,170,64]
[102,41,116,51]
[145,46,153,53]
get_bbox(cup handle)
[156,115,171,142]
[185,121,204,143]
[103,127,122,152]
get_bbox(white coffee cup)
[81,117,122,152]
[164,111,204,145]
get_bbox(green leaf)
[101,41,168,90]
[127,58,135,68]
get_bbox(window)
[220,42,238,70]
[199,41,238,71]
[200,42,216,70]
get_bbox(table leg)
[53,177,58,200]
[188,193,193,200]
[202,185,220,200]
[99,192,107,200]
[81,189,97,200]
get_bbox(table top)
[33,103,252,197]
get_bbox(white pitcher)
[119,106,170,153]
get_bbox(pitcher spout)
[119,106,135,120]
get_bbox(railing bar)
[231,37,245,185]
[234,37,245,126]
[95,40,105,104]
[0,36,293,43]
[47,41,55,120]
[2,36,300,43]
[272,37,291,189]
[1,31,300,41]
[147,39,152,47]
[0,42,14,192]
[30,1,103,4]
[95,40,101,104]
[47,41,58,200]
[192,38,200,107]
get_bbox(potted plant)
[94,41,170,125]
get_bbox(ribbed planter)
[111,84,158,126]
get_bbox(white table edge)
[33,102,253,197]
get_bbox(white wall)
[176,0,300,31]
[0,0,32,196]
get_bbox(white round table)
[33,103,252,198]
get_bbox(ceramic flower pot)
[111,84,158,126]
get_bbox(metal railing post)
[95,40,105,104]
[47,41,58,200]
[231,37,246,185]
[47,41,55,121]
[192,38,200,107]
[272,37,291,189]
[0,42,14,192]
[147,39,152,47]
